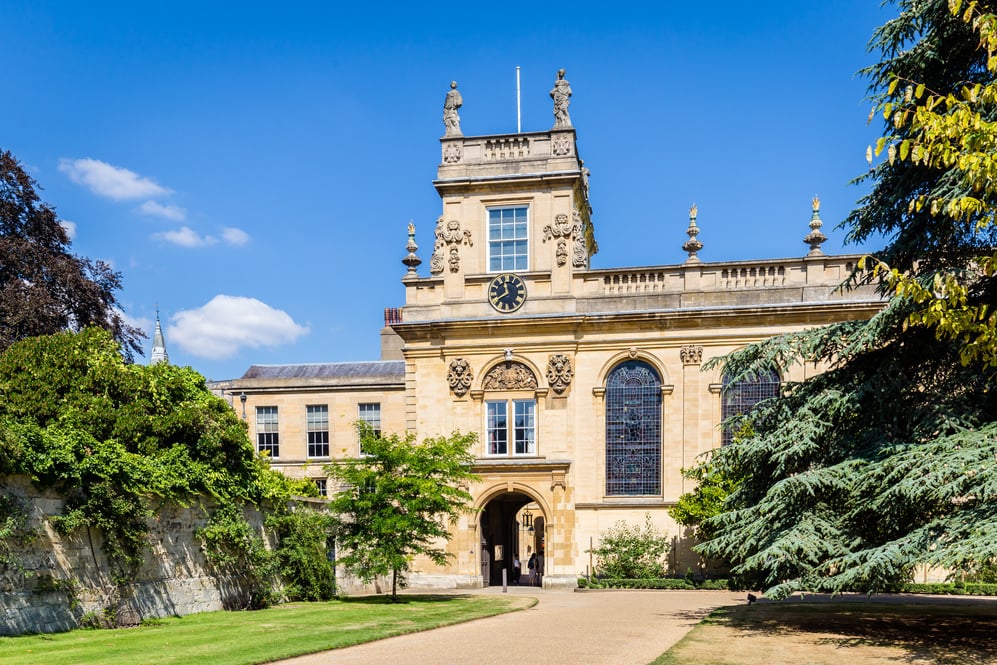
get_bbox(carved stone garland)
[482,360,538,390]
[543,213,572,267]
[430,217,473,275]
[542,211,588,268]
[447,358,473,397]
[571,210,588,268]
[546,354,573,394]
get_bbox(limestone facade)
[227,124,883,589]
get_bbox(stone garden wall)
[0,475,262,636]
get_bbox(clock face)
[488,273,527,313]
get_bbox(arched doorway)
[478,491,545,587]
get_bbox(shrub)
[589,514,669,579]
[267,507,337,601]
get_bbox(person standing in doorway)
[512,553,521,585]
[537,552,545,587]
[527,553,537,586]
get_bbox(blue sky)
[2,1,893,381]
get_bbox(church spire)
[150,306,169,365]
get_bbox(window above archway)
[482,360,538,457]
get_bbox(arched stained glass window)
[605,360,661,496]
[721,367,781,446]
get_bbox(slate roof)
[240,361,404,381]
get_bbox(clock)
[487,273,527,313]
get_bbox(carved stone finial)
[447,358,473,397]
[402,220,421,275]
[804,195,827,256]
[550,69,572,129]
[443,81,463,137]
[682,204,703,264]
[546,354,573,394]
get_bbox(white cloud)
[220,226,250,246]
[153,226,218,248]
[58,157,171,200]
[60,220,77,240]
[138,200,186,221]
[153,225,250,248]
[168,295,309,359]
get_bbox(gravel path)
[273,587,744,665]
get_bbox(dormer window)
[488,206,529,272]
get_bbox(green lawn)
[0,594,536,665]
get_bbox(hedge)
[902,582,997,596]
[577,577,730,590]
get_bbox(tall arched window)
[606,360,661,496]
[721,367,781,446]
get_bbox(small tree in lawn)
[325,425,477,601]
[590,514,670,579]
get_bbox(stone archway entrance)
[479,491,545,587]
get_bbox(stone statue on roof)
[443,81,463,137]
[550,69,572,128]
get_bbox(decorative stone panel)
[447,358,473,397]
[482,361,537,390]
[546,354,573,394]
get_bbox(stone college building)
[221,73,882,589]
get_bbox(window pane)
[486,401,508,455]
[513,400,535,455]
[358,403,381,455]
[487,206,528,273]
[256,406,280,458]
[307,405,329,458]
[605,361,661,495]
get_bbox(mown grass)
[650,600,997,665]
[0,594,536,665]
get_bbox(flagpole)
[516,66,521,134]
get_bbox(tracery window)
[605,360,661,496]
[721,367,781,446]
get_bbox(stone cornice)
[392,300,883,344]
[575,500,679,509]
[472,458,572,474]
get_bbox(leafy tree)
[695,0,997,598]
[325,426,477,601]
[862,2,997,367]
[669,462,741,542]
[0,150,141,358]
[589,514,669,579]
